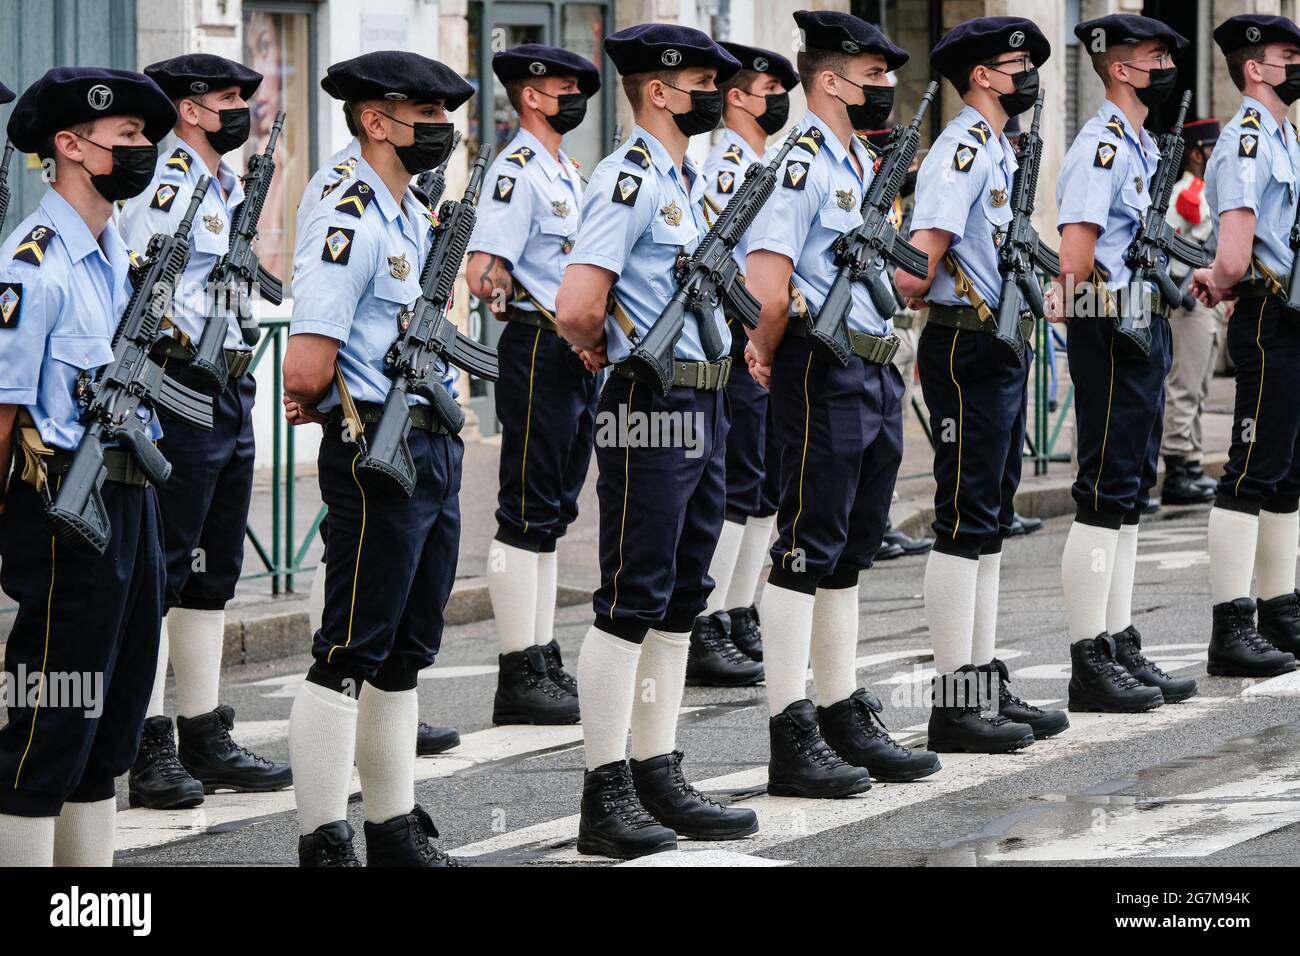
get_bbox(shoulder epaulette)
[165,147,192,174]
[966,120,991,145]
[624,137,652,170]
[795,127,824,156]
[504,145,535,168]
[335,179,377,218]
[1241,107,1262,130]
[1105,114,1125,139]
[13,225,55,266]
[722,142,743,164]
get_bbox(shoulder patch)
[795,127,824,156]
[1242,107,1262,130]
[504,146,535,168]
[1105,115,1126,139]
[612,172,643,206]
[953,144,978,172]
[335,180,377,218]
[782,159,809,190]
[625,138,652,171]
[0,282,23,329]
[494,175,516,203]
[150,183,180,212]
[1094,141,1118,169]
[165,147,192,174]
[1240,133,1259,158]
[321,226,356,265]
[716,169,736,195]
[13,225,55,266]
[722,142,743,164]
[966,120,991,145]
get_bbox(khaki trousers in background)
[1161,300,1222,462]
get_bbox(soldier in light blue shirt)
[464,44,599,725]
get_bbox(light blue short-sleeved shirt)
[289,155,454,412]
[466,127,584,314]
[119,136,248,350]
[295,138,362,242]
[911,105,1017,308]
[746,110,891,336]
[567,125,729,364]
[702,131,762,269]
[0,189,141,450]
[1056,100,1158,289]
[1206,96,1300,279]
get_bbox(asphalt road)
[112,502,1300,867]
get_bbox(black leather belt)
[152,336,255,379]
[330,401,450,435]
[927,303,1035,342]
[614,357,732,391]
[1232,280,1277,300]
[40,446,148,486]
[787,322,901,364]
[504,308,556,332]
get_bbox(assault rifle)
[0,142,14,235]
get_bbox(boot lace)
[216,724,277,768]
[696,621,751,665]
[792,726,850,770]
[1224,611,1281,656]
[669,753,725,809]
[850,695,910,754]
[1088,642,1144,688]
[602,766,662,829]
[141,729,193,783]
[321,838,361,867]
[990,659,1044,715]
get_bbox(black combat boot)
[981,658,1070,739]
[881,523,935,556]
[1255,591,1300,657]
[128,716,205,809]
[1068,634,1165,712]
[630,750,758,841]
[492,645,580,725]
[298,820,363,867]
[416,723,461,756]
[818,687,941,781]
[1185,459,1217,492]
[727,605,763,661]
[685,611,764,686]
[1162,457,1215,505]
[541,638,578,695]
[1112,626,1198,703]
[1009,513,1043,536]
[364,805,464,867]
[577,760,678,859]
[768,699,873,798]
[1209,598,1297,677]
[927,668,1035,753]
[177,704,293,793]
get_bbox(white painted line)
[617,848,790,867]
[1241,670,1300,698]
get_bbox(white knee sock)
[288,680,359,834]
[0,813,55,866]
[309,561,327,634]
[1106,523,1140,633]
[704,519,746,615]
[1061,521,1119,641]
[925,550,979,674]
[629,629,690,761]
[355,683,417,825]
[1208,506,1260,604]
[147,615,170,718]
[535,549,558,646]
[761,583,816,714]
[972,551,1001,666]
[577,627,642,769]
[53,797,115,867]
[810,585,859,704]
[726,514,776,609]
[1256,509,1299,601]
[168,607,225,718]
[487,540,539,654]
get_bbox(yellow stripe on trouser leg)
[326,453,368,664]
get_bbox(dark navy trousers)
[723,319,778,523]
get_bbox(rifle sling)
[941,252,996,328]
[333,364,366,437]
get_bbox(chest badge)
[989,188,1008,208]
[551,199,571,218]
[388,253,411,280]
[660,200,683,226]
[836,189,855,210]
[1134,176,1144,194]
[203,214,224,234]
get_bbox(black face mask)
[77,137,158,201]
[751,92,790,135]
[991,67,1039,117]
[386,115,457,174]
[192,101,252,153]
[1264,61,1300,105]
[1126,65,1178,108]
[533,89,588,134]
[664,84,723,136]
[834,74,894,130]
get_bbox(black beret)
[322,51,474,111]
[144,53,263,101]
[7,67,178,152]
[492,44,601,98]
[1213,15,1300,54]
[1074,14,1188,55]
[0,82,13,105]
[931,17,1051,80]
[793,9,909,72]
[603,23,742,82]
[718,42,798,90]
[1182,117,1220,147]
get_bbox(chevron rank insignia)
[717,170,735,194]
[613,172,642,206]
[796,127,823,155]
[494,175,516,203]
[335,180,376,218]
[1094,141,1117,169]
[953,144,977,172]
[165,147,192,173]
[13,225,54,266]
[1105,114,1125,138]
[1240,133,1259,157]
[967,121,991,145]
[321,226,355,265]
[783,160,809,189]
[505,146,535,168]
[333,157,358,175]
[625,138,652,170]
[150,183,179,212]
[0,283,22,329]
[1242,108,1262,130]
[722,142,743,164]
